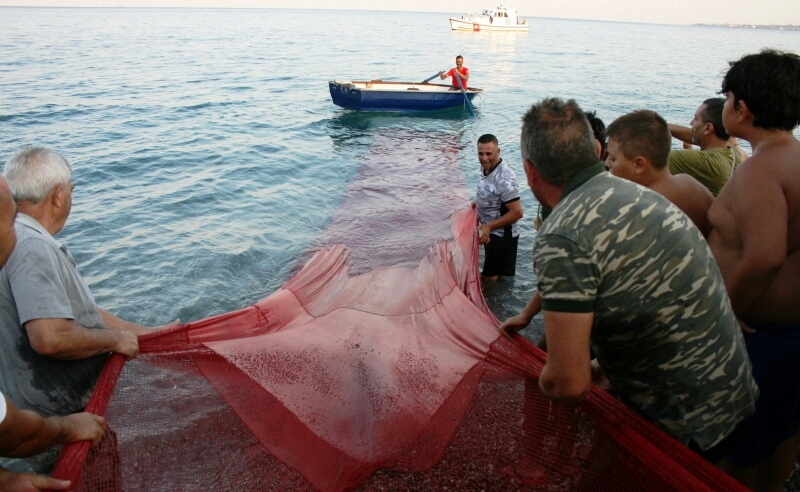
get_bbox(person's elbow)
[25,320,69,357]
[734,247,785,297]
[538,372,591,404]
[27,331,63,357]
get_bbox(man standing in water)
[709,49,800,492]
[667,97,743,196]
[0,147,178,475]
[474,134,523,283]
[500,98,757,466]
[439,55,469,90]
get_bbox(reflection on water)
[303,124,470,276]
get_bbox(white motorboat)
[449,5,529,32]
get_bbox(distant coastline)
[695,23,800,31]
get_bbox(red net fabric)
[50,130,747,491]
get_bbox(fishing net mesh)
[50,130,746,491]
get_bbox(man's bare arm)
[725,161,787,316]
[0,469,72,492]
[98,309,179,337]
[25,318,139,359]
[498,290,541,337]
[0,396,105,457]
[538,310,594,404]
[668,124,693,145]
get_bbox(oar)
[421,71,445,84]
[455,72,475,117]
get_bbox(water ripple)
[1,6,799,325]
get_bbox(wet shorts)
[482,234,518,277]
[726,323,800,467]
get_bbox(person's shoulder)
[7,227,61,268]
[497,160,517,176]
[595,174,678,215]
[13,224,56,250]
[494,163,520,192]
[587,170,628,191]
[734,147,787,177]
[669,147,705,162]
[672,174,714,201]
[756,135,800,168]
[734,147,800,199]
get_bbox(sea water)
[1,6,800,329]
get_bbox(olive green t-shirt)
[668,146,741,196]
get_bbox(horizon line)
[0,6,697,26]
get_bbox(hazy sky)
[1,0,799,26]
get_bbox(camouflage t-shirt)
[535,162,758,450]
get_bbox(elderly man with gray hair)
[0,147,177,475]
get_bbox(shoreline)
[695,23,800,31]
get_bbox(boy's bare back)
[652,173,714,238]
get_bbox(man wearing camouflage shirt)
[499,98,758,463]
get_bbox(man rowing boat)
[439,55,469,90]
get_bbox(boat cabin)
[480,6,519,24]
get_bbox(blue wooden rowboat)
[328,80,482,112]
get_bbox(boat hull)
[449,17,529,32]
[328,80,481,112]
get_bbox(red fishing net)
[50,130,747,491]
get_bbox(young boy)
[708,49,800,492]
[605,109,714,237]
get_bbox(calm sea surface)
[1,7,800,329]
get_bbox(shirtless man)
[708,49,800,492]
[606,109,714,237]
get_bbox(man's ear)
[633,156,648,175]
[523,158,536,185]
[736,100,754,124]
[51,184,67,209]
[594,139,602,159]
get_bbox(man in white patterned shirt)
[474,134,523,283]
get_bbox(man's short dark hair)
[699,98,730,140]
[585,111,607,157]
[477,134,498,146]
[456,55,463,61]
[607,110,671,170]
[721,49,800,131]
[521,98,598,186]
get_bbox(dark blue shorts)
[726,323,800,467]
[482,234,518,277]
